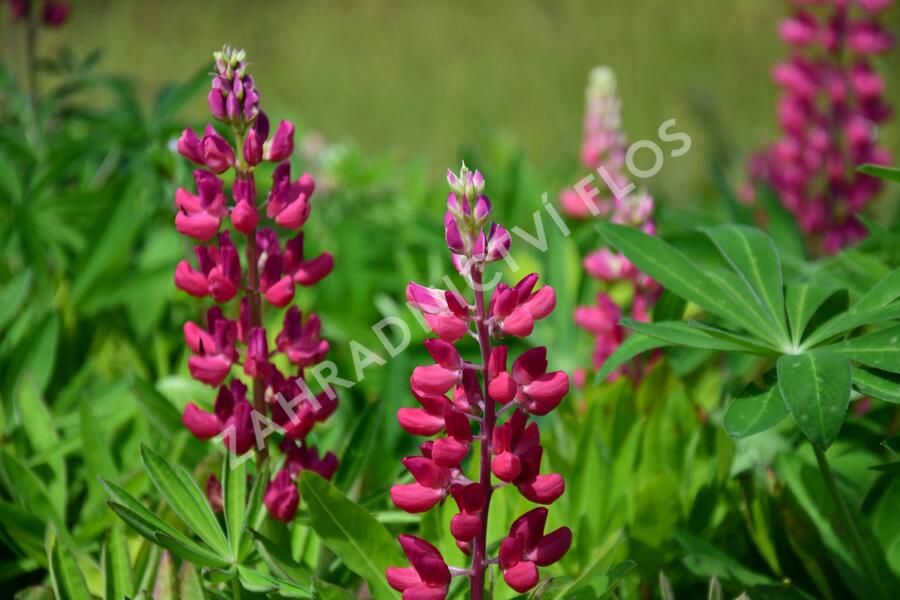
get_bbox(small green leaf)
[223,452,246,558]
[237,566,311,598]
[852,367,900,404]
[46,528,91,600]
[15,377,66,513]
[804,302,900,348]
[622,319,754,352]
[724,383,788,439]
[882,437,900,454]
[859,163,900,183]
[855,267,900,312]
[102,526,133,600]
[785,282,840,346]
[248,528,312,586]
[140,444,231,558]
[299,472,404,600]
[595,333,671,383]
[777,350,851,450]
[828,324,900,374]
[154,532,231,569]
[703,225,789,344]
[0,269,32,331]
[313,578,357,600]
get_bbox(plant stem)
[470,266,494,600]
[234,126,268,467]
[812,444,886,600]
[231,577,242,600]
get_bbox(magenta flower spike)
[560,67,662,384]
[172,46,338,524]
[388,164,571,598]
[747,0,894,254]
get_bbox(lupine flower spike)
[746,0,894,254]
[174,46,338,523]
[561,67,661,383]
[388,165,572,598]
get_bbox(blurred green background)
[37,0,900,197]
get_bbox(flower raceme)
[387,165,571,599]
[747,0,894,254]
[560,67,661,383]
[173,46,337,524]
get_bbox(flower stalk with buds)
[387,165,572,599]
[173,46,337,524]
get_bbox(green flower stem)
[812,444,886,600]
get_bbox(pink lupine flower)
[386,535,451,600]
[498,508,572,593]
[406,283,470,342]
[391,165,569,597]
[489,274,556,337]
[748,0,894,254]
[41,1,69,27]
[410,339,463,395]
[174,171,227,241]
[264,470,300,523]
[173,47,338,524]
[182,380,255,455]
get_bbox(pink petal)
[491,451,521,482]
[175,210,220,241]
[174,261,208,297]
[500,306,534,337]
[503,561,539,593]
[431,437,468,468]
[275,195,311,229]
[397,408,446,437]
[531,527,572,566]
[390,484,444,513]
[292,252,334,286]
[524,286,556,319]
[518,473,565,505]
[188,355,231,387]
[411,365,458,395]
[386,567,422,592]
[182,403,222,439]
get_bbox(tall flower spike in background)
[746,0,894,254]
[561,67,661,384]
[387,164,572,598]
[174,46,338,524]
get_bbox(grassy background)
[35,0,809,195]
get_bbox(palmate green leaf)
[852,367,900,404]
[594,333,671,383]
[313,578,357,600]
[140,444,231,559]
[777,350,851,450]
[238,461,270,562]
[621,319,756,352]
[102,525,132,600]
[597,223,742,325]
[299,472,403,600]
[335,399,384,493]
[785,282,841,347]
[223,451,246,558]
[827,324,900,374]
[0,449,70,548]
[724,383,788,439]
[703,225,789,344]
[0,269,31,331]
[859,163,900,183]
[46,527,91,600]
[855,266,900,312]
[687,321,776,354]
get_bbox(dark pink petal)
[391,484,444,513]
[293,252,334,286]
[275,195,311,229]
[524,286,556,319]
[183,321,214,355]
[175,260,209,298]
[175,187,201,212]
[509,508,548,549]
[386,567,421,592]
[403,584,447,600]
[182,403,222,439]
[231,199,259,234]
[512,347,547,384]
[503,561,539,593]
[264,120,296,162]
[402,456,450,488]
[423,339,461,370]
[488,371,517,403]
[188,355,231,387]
[265,275,295,307]
[411,365,459,395]
[176,128,204,163]
[423,313,468,343]
[397,408,446,436]
[264,470,299,522]
[500,306,534,337]
[431,437,468,468]
[518,473,565,505]
[397,536,450,587]
[450,512,481,542]
[498,535,523,570]
[492,451,521,482]
[175,210,220,241]
[205,473,223,512]
[521,371,569,415]
[531,527,572,566]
